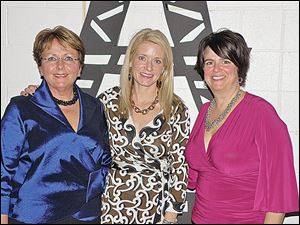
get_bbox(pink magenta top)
[185,92,299,224]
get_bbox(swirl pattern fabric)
[99,86,190,224]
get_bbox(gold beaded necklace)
[131,94,159,115]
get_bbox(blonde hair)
[119,28,182,121]
[33,25,85,67]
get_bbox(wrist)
[162,218,178,224]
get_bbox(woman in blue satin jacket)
[1,26,112,224]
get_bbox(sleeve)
[254,101,299,213]
[97,87,116,123]
[187,167,199,190]
[185,103,208,190]
[1,100,26,214]
[97,93,105,107]
[83,100,112,202]
[166,104,190,213]
[98,102,112,194]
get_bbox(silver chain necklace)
[205,89,243,131]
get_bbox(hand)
[162,211,178,224]
[1,214,8,224]
[20,85,39,96]
[264,212,285,224]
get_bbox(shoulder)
[97,86,121,104]
[200,101,210,112]
[10,95,29,104]
[8,95,32,109]
[245,92,277,114]
[194,101,210,119]
[171,95,190,121]
[244,92,285,126]
[78,89,104,109]
[2,95,30,118]
[173,94,188,113]
[79,90,98,103]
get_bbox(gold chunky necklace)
[131,95,159,115]
[205,89,243,131]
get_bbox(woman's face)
[130,41,165,89]
[39,38,82,93]
[203,47,239,94]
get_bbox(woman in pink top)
[185,29,299,224]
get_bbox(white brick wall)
[1,1,299,223]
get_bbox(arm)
[1,214,8,224]
[164,104,190,223]
[264,212,285,224]
[164,212,178,224]
[99,102,112,194]
[1,100,26,218]
[187,166,199,190]
[254,101,299,214]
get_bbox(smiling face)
[130,41,165,89]
[39,38,82,94]
[203,47,239,94]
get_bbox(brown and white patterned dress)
[98,86,190,224]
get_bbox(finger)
[20,91,28,96]
[29,85,39,91]
[24,88,34,95]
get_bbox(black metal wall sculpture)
[79,1,213,110]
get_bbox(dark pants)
[9,216,100,224]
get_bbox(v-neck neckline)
[127,110,163,135]
[203,92,248,154]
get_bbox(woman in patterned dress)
[99,28,190,224]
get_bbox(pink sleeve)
[187,166,198,190]
[185,104,208,191]
[254,101,299,213]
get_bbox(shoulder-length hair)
[119,28,183,121]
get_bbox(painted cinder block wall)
[1,1,299,223]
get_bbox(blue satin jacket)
[1,80,112,223]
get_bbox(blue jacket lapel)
[29,80,98,132]
[77,88,98,132]
[30,80,70,128]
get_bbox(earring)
[128,73,131,81]
[238,77,243,85]
[157,80,162,88]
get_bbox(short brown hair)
[195,29,250,87]
[33,25,85,66]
